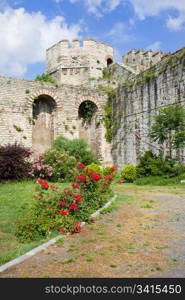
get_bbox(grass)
[134,176,182,186]
[0,180,69,266]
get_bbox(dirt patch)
[1,185,185,278]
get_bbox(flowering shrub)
[16,163,115,242]
[0,143,32,181]
[43,149,77,182]
[29,154,53,179]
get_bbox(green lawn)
[1,177,184,267]
[0,180,69,266]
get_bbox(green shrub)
[136,151,185,178]
[121,165,137,182]
[52,135,99,164]
[35,73,56,84]
[43,149,77,182]
[86,163,102,175]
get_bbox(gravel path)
[1,185,185,278]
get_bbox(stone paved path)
[1,185,185,278]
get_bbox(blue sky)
[0,0,185,79]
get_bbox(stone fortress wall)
[46,38,114,85]
[122,48,170,73]
[112,47,185,170]
[0,76,112,165]
[0,37,185,169]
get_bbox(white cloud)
[130,0,185,30]
[167,13,185,31]
[107,22,133,44]
[0,7,82,77]
[54,0,123,17]
[56,0,185,30]
[146,41,162,51]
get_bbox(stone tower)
[46,38,114,85]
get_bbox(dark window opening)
[107,58,113,67]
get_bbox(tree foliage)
[150,105,185,158]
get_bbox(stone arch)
[75,95,102,113]
[30,92,58,156]
[76,96,102,157]
[26,88,61,108]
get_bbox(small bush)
[16,166,113,242]
[86,163,102,175]
[0,143,32,181]
[52,135,99,165]
[43,149,77,182]
[136,151,185,178]
[121,165,137,182]
[29,154,53,179]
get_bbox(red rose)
[76,163,86,168]
[59,209,69,215]
[59,201,67,206]
[70,202,78,211]
[49,185,59,190]
[73,225,82,233]
[73,194,83,202]
[110,167,116,172]
[70,224,82,234]
[72,183,79,188]
[105,180,109,185]
[59,227,66,233]
[91,173,102,180]
[76,174,87,182]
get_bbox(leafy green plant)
[136,151,185,178]
[86,163,102,175]
[52,135,99,164]
[121,165,137,182]
[43,149,77,182]
[150,105,185,159]
[78,100,97,123]
[35,73,56,84]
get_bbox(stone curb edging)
[0,194,117,273]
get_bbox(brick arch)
[26,88,62,108]
[105,55,113,62]
[75,96,102,113]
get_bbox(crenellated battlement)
[46,38,112,52]
[122,48,170,72]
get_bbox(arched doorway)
[78,100,101,155]
[32,95,56,154]
[107,58,113,67]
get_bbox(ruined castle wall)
[0,76,112,163]
[112,48,185,170]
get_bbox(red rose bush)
[16,163,116,242]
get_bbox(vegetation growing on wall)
[97,85,115,143]
[35,73,56,84]
[78,100,97,123]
